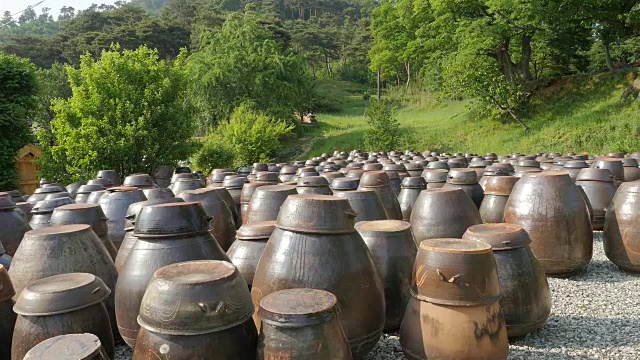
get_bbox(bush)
[39,45,197,182]
[364,98,400,151]
[194,103,294,172]
[0,53,37,190]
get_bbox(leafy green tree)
[38,46,197,181]
[187,9,312,129]
[0,53,37,190]
[364,99,400,151]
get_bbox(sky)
[1,0,120,19]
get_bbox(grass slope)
[301,71,639,157]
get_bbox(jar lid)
[276,194,356,233]
[297,176,329,188]
[462,223,531,250]
[622,158,639,167]
[401,176,426,189]
[0,194,16,210]
[354,219,411,235]
[236,221,276,240]
[564,160,589,169]
[14,272,110,316]
[484,176,519,196]
[446,169,478,185]
[24,333,105,360]
[330,177,360,191]
[44,192,73,201]
[123,174,156,188]
[422,169,449,183]
[255,172,279,182]
[258,288,338,327]
[134,202,210,237]
[32,197,75,214]
[576,168,614,182]
[358,171,391,188]
[382,164,406,172]
[76,185,105,194]
[34,186,64,194]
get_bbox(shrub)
[0,53,37,190]
[364,98,400,151]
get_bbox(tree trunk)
[603,41,615,72]
[325,55,332,78]
[405,62,411,90]
[496,39,517,85]
[311,62,316,80]
[520,34,533,81]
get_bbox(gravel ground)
[115,232,640,359]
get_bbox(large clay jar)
[97,169,120,186]
[140,187,174,201]
[358,171,402,220]
[252,194,385,359]
[603,181,640,273]
[65,181,87,199]
[114,197,185,272]
[0,241,11,270]
[133,261,257,360]
[0,196,31,256]
[99,186,147,250]
[443,168,484,208]
[75,185,106,204]
[152,165,174,188]
[245,185,297,224]
[479,176,519,223]
[29,197,76,230]
[504,171,593,277]
[0,265,16,360]
[622,158,640,182]
[463,224,551,338]
[122,174,156,189]
[257,288,352,360]
[398,177,427,222]
[170,178,203,197]
[227,221,276,290]
[593,157,624,186]
[12,273,114,360]
[563,160,590,182]
[576,168,617,231]
[240,182,271,223]
[24,333,110,360]
[223,176,248,216]
[399,238,508,360]
[334,190,388,223]
[26,186,64,204]
[15,202,34,222]
[355,220,417,332]
[297,176,333,195]
[86,190,108,204]
[115,202,230,348]
[330,177,360,193]
[410,188,482,246]
[50,203,118,261]
[421,169,448,189]
[180,188,237,251]
[204,186,241,229]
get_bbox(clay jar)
[29,197,76,230]
[0,196,31,256]
[227,221,276,289]
[98,186,147,250]
[603,181,640,273]
[24,333,110,360]
[245,185,298,224]
[170,178,203,197]
[504,171,593,277]
[239,182,271,223]
[11,273,114,360]
[330,177,360,193]
[257,288,352,360]
[443,168,484,208]
[133,261,257,360]
[358,171,402,220]
[334,190,388,223]
[479,176,520,223]
[223,176,248,215]
[398,177,427,222]
[410,188,482,246]
[115,202,230,348]
[0,265,16,360]
[421,169,448,189]
[576,168,617,231]
[252,194,385,359]
[593,157,624,186]
[462,224,551,338]
[49,203,118,261]
[622,158,640,182]
[180,188,237,251]
[563,160,590,182]
[204,186,242,229]
[26,186,64,204]
[75,185,106,204]
[399,238,508,360]
[123,174,156,189]
[97,169,120,186]
[296,176,333,195]
[355,220,417,332]
[65,181,86,199]
[140,187,174,201]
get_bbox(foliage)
[194,103,295,172]
[0,53,38,190]
[38,46,197,182]
[187,10,313,129]
[364,98,400,151]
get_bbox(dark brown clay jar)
[0,265,16,360]
[398,177,427,222]
[75,185,106,204]
[97,170,120,186]
[358,171,402,220]
[479,176,519,223]
[355,220,417,332]
[245,185,298,224]
[257,288,352,360]
[421,169,448,189]
[87,178,112,188]
[141,187,174,200]
[593,157,624,185]
[115,202,230,348]
[622,158,640,182]
[227,221,276,289]
[296,176,333,195]
[16,201,34,222]
[50,203,118,261]
[29,197,76,230]
[240,182,271,224]
[123,174,156,188]
[443,169,484,208]
[563,160,590,182]
[180,188,237,251]
[26,186,63,204]
[98,186,147,250]
[170,178,203,196]
[11,273,114,360]
[204,186,241,229]
[24,333,110,360]
[603,181,640,273]
[334,190,388,222]
[171,172,195,185]
[0,197,31,256]
[576,168,617,231]
[504,171,593,277]
[133,261,257,360]
[330,177,360,193]
[252,195,385,359]
[399,238,508,360]
[462,224,551,338]
[115,197,185,272]
[409,188,482,245]
[223,176,248,216]
[65,181,87,199]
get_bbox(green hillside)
[301,72,640,157]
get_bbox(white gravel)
[115,232,640,359]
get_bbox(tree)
[1,11,16,27]
[0,53,37,190]
[187,9,313,129]
[18,7,37,25]
[38,46,197,181]
[364,98,400,151]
